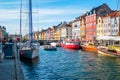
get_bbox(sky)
[0,0,119,35]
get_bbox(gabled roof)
[48,27,52,30]
[41,29,46,33]
[87,3,112,16]
[96,3,111,12]
[109,11,120,17]
[57,21,67,28]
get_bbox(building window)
[94,16,96,20]
[104,30,106,33]
[116,24,118,27]
[90,12,92,15]
[74,25,77,27]
[94,23,96,26]
[99,25,100,28]
[87,12,89,16]
[101,30,103,33]
[99,20,100,23]
[93,10,95,14]
[112,25,114,28]
[115,18,117,24]
[111,30,113,32]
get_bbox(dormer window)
[90,12,92,15]
[80,17,81,19]
[87,12,89,16]
[93,10,95,14]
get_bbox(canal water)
[21,47,120,80]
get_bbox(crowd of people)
[1,38,15,53]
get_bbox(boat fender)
[20,51,24,56]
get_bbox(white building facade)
[72,20,81,39]
[61,25,72,40]
[103,16,111,36]
[110,15,120,36]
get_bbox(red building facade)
[85,13,96,42]
[85,4,112,42]
[47,28,52,40]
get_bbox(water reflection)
[21,57,40,66]
[21,47,120,80]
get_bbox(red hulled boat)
[61,39,81,49]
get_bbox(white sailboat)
[19,0,39,59]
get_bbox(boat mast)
[20,0,22,42]
[29,0,33,46]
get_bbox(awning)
[97,36,114,40]
[97,36,120,41]
[112,36,120,41]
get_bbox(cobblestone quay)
[0,42,24,80]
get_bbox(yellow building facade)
[60,26,66,40]
[96,16,103,37]
[53,28,61,40]
[41,30,46,40]
[80,15,86,41]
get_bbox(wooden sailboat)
[20,0,39,59]
[97,36,120,57]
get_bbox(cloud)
[34,0,65,3]
[33,8,87,16]
[0,7,87,21]
[32,8,88,24]
[0,9,19,20]
[34,19,63,23]
[0,2,88,35]
[0,1,19,5]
